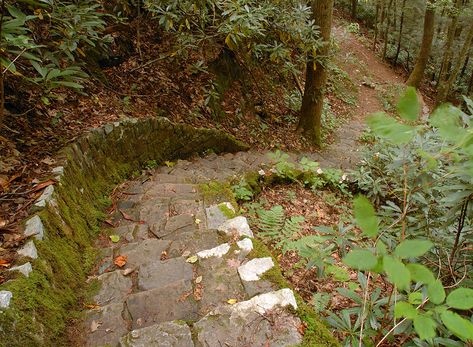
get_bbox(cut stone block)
[94,271,132,305]
[0,291,12,309]
[197,243,230,259]
[217,216,253,238]
[206,202,235,229]
[144,184,199,199]
[167,230,220,258]
[34,185,55,209]
[118,239,171,268]
[18,240,38,259]
[195,289,301,347]
[86,303,128,347]
[138,258,193,291]
[126,279,198,329]
[238,257,274,282]
[119,321,194,347]
[24,215,44,240]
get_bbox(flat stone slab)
[119,321,194,347]
[9,262,33,277]
[195,290,302,347]
[94,271,132,305]
[197,243,231,259]
[238,257,274,281]
[162,214,197,236]
[24,215,44,240]
[167,230,220,258]
[206,202,235,229]
[86,303,128,347]
[218,216,254,238]
[18,240,38,259]
[0,291,12,309]
[126,279,198,329]
[118,239,171,268]
[144,184,199,199]
[138,258,193,291]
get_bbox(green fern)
[257,205,305,251]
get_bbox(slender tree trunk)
[436,22,473,104]
[406,3,435,87]
[459,46,471,80]
[394,0,407,65]
[298,0,334,147]
[0,0,6,127]
[383,0,394,60]
[374,0,384,51]
[437,0,462,94]
[351,0,357,19]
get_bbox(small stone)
[0,291,12,309]
[238,257,274,282]
[197,243,230,259]
[217,216,254,238]
[236,238,253,255]
[17,240,38,259]
[24,215,45,240]
[34,185,55,209]
[52,166,64,175]
[9,262,33,277]
[234,288,298,314]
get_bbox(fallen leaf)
[32,179,56,193]
[195,276,202,284]
[122,268,134,276]
[227,298,238,305]
[160,251,168,261]
[114,255,128,268]
[84,304,100,309]
[186,255,198,264]
[0,260,11,268]
[41,157,55,165]
[104,219,116,227]
[194,218,201,225]
[119,210,134,221]
[109,235,120,243]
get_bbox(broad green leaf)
[407,263,435,285]
[109,235,120,243]
[53,81,84,89]
[397,87,420,121]
[414,314,437,340]
[408,292,423,305]
[394,240,433,259]
[367,112,416,144]
[353,196,378,238]
[446,288,473,310]
[394,301,418,319]
[429,104,467,143]
[343,250,378,271]
[428,279,446,305]
[441,310,473,342]
[383,256,411,291]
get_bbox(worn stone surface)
[86,303,128,347]
[0,291,12,309]
[206,202,235,229]
[94,271,132,305]
[238,257,274,281]
[126,280,198,329]
[138,258,193,291]
[118,239,171,268]
[34,185,55,209]
[24,215,45,240]
[119,321,194,347]
[17,240,38,259]
[197,243,230,259]
[217,216,254,238]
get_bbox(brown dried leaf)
[114,255,128,268]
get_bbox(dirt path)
[315,22,407,169]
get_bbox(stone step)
[119,321,194,347]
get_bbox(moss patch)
[218,202,237,218]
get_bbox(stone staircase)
[85,150,347,346]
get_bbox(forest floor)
[0,14,425,278]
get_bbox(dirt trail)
[317,22,407,169]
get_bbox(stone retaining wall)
[0,117,248,346]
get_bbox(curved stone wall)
[0,117,248,346]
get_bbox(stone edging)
[0,117,248,346]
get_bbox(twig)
[2,48,27,74]
[358,272,372,347]
[129,55,170,72]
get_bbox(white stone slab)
[34,185,55,208]
[238,257,274,281]
[18,240,38,259]
[234,288,298,314]
[236,238,253,255]
[197,243,231,259]
[9,262,33,277]
[24,215,44,240]
[218,216,253,238]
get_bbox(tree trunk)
[298,0,334,147]
[351,0,357,19]
[459,46,471,80]
[468,69,473,95]
[436,0,462,93]
[406,3,435,88]
[436,21,473,104]
[383,0,394,60]
[0,0,5,127]
[394,0,407,65]
[374,0,383,50]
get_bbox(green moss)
[199,181,237,207]
[248,239,339,347]
[218,202,237,218]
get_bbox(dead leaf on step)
[84,303,100,309]
[227,298,238,305]
[0,260,11,268]
[160,250,168,261]
[114,255,128,268]
[186,255,198,264]
[32,179,56,193]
